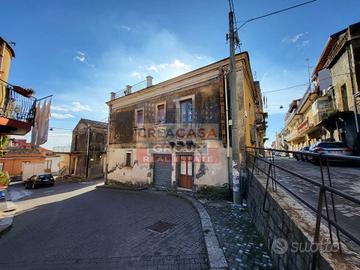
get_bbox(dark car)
[308,141,353,164]
[24,174,55,189]
[293,146,310,162]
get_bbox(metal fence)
[0,83,36,123]
[245,147,360,268]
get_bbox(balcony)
[312,96,335,125]
[0,83,36,135]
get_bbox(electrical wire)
[262,72,350,94]
[235,0,318,31]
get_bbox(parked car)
[293,146,310,162]
[308,141,353,164]
[24,174,55,189]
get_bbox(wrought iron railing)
[0,82,36,123]
[245,147,360,269]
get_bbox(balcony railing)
[0,83,36,124]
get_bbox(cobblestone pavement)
[0,181,207,269]
[202,200,274,270]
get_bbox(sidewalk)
[202,200,274,270]
[0,188,16,235]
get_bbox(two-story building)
[106,52,266,190]
[70,119,108,178]
[0,37,36,136]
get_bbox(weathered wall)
[45,156,60,175]
[331,51,353,111]
[107,140,229,188]
[57,153,70,175]
[109,79,221,146]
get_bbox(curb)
[0,189,15,236]
[95,184,148,191]
[170,192,228,270]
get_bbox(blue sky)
[2,0,360,149]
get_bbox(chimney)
[146,76,153,87]
[110,92,116,100]
[124,85,132,95]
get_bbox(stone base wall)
[247,170,358,270]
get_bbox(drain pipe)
[223,69,231,189]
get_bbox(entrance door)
[179,155,193,189]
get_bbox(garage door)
[153,154,172,188]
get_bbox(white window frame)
[135,108,144,128]
[46,160,52,170]
[176,94,195,127]
[155,102,166,125]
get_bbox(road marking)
[9,190,32,202]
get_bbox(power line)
[262,72,350,94]
[235,0,318,31]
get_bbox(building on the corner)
[312,22,360,153]
[0,139,60,180]
[106,52,267,190]
[281,22,360,154]
[70,119,108,179]
[0,37,36,136]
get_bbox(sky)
[2,0,360,149]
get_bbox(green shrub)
[0,171,10,187]
[197,184,232,201]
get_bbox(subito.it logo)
[271,238,288,255]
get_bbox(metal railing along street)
[245,147,360,269]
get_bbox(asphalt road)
[0,181,207,270]
[260,157,360,252]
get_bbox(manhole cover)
[147,221,176,233]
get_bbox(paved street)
[0,181,207,270]
[258,157,360,251]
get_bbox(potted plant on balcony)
[13,86,35,97]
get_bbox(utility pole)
[85,126,91,178]
[228,10,241,204]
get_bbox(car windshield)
[318,142,347,148]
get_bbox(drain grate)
[147,221,176,233]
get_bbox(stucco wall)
[107,140,229,188]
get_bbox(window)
[0,163,3,172]
[125,152,132,167]
[341,84,349,111]
[74,135,79,151]
[46,160,52,170]
[180,99,193,126]
[135,109,144,127]
[156,104,166,124]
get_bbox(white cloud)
[144,59,191,74]
[282,32,309,45]
[130,71,142,79]
[71,102,91,112]
[121,25,131,31]
[291,33,304,43]
[297,40,310,47]
[52,101,92,113]
[74,51,86,62]
[51,113,74,119]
